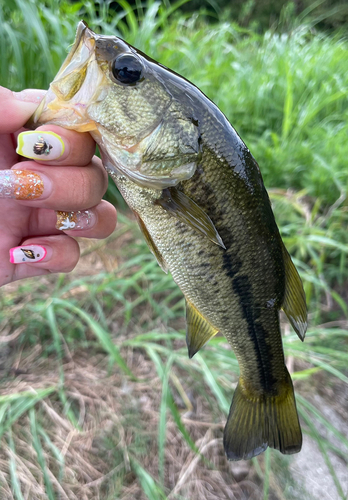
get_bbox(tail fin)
[223,374,302,461]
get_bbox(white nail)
[17,131,65,161]
[10,245,47,264]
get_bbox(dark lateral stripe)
[222,247,276,392]
[232,273,277,392]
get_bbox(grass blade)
[7,427,24,500]
[52,298,135,379]
[29,408,55,500]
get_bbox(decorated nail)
[0,170,49,200]
[10,245,47,264]
[16,131,65,160]
[56,210,95,231]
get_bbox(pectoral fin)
[281,244,307,341]
[156,188,225,249]
[186,300,219,358]
[134,212,168,274]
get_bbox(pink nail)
[10,245,47,264]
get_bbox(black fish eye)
[111,54,143,85]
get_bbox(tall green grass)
[1,1,348,499]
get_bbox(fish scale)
[111,127,286,395]
[28,21,307,461]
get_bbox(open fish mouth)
[27,21,102,132]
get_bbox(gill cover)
[28,21,201,190]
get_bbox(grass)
[1,1,348,499]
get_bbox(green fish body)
[29,21,307,460]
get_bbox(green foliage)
[1,1,348,499]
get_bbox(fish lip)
[53,21,96,82]
[26,21,99,130]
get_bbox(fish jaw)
[27,22,104,133]
[27,22,201,190]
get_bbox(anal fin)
[134,212,168,273]
[186,300,219,358]
[281,244,307,341]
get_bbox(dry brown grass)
[0,329,261,500]
[0,222,267,500]
[1,217,347,500]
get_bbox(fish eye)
[111,54,143,85]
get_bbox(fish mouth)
[26,21,103,132]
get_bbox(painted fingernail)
[9,245,49,264]
[16,131,65,161]
[56,210,96,231]
[0,170,51,200]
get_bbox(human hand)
[0,86,117,287]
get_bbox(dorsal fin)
[186,300,219,358]
[281,244,307,341]
[133,212,168,273]
[155,187,225,249]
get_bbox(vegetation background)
[0,0,348,498]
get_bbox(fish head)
[29,22,201,189]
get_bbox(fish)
[28,21,307,461]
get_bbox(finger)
[26,201,117,239]
[0,134,17,170]
[10,234,80,283]
[0,87,46,134]
[1,158,108,210]
[16,126,96,167]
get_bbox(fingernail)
[16,131,65,161]
[56,210,96,231]
[12,89,46,103]
[9,245,49,264]
[0,170,51,200]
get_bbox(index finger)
[16,126,97,167]
[0,87,46,134]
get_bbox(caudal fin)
[223,374,302,461]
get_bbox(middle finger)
[5,157,108,211]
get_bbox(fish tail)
[223,371,302,461]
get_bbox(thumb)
[0,86,46,134]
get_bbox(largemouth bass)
[29,21,307,460]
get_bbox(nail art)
[10,245,47,264]
[16,131,65,160]
[0,170,44,200]
[33,136,53,156]
[56,210,94,231]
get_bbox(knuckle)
[72,170,93,207]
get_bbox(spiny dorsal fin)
[155,188,225,249]
[281,244,307,341]
[133,212,168,274]
[186,300,219,358]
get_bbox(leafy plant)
[0,1,347,499]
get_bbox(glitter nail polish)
[0,170,45,200]
[56,210,94,230]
